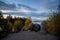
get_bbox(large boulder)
[29,23,41,32]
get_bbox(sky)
[0,0,59,21]
[1,0,58,11]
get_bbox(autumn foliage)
[22,17,32,30]
[46,13,60,34]
[0,11,32,33]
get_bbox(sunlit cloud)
[31,17,48,21]
[1,9,50,14]
[1,10,14,13]
[3,14,25,18]
[17,8,31,12]
[1,8,32,13]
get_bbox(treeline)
[0,11,32,38]
[0,12,32,32]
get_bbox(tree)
[46,5,60,35]
[22,17,32,30]
[6,14,12,21]
[7,21,13,32]
[58,5,60,12]
[13,19,23,32]
[0,11,4,19]
[41,21,48,32]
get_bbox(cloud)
[17,8,31,12]
[0,0,50,21]
[3,14,48,21]
[1,9,49,19]
[3,14,25,18]
[1,8,31,13]
[1,10,13,13]
[31,16,48,21]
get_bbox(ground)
[1,31,57,40]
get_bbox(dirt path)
[1,31,57,40]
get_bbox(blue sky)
[0,0,59,21]
[1,0,58,11]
